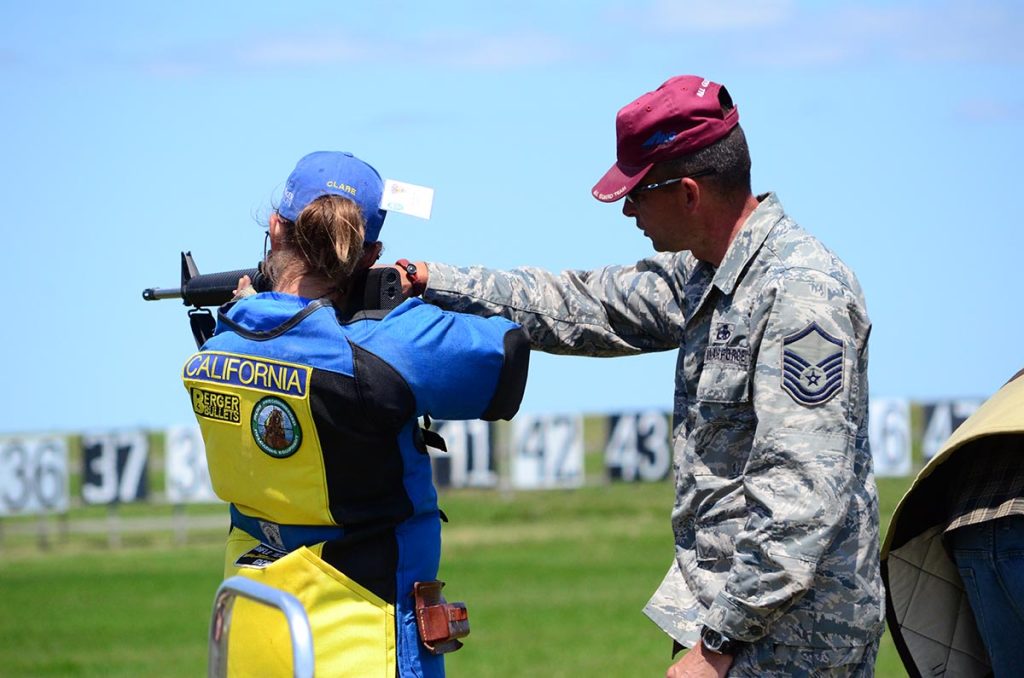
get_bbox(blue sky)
[2,1,1022,433]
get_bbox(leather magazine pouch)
[413,580,469,654]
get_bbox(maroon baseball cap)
[591,75,739,202]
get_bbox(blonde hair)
[270,195,366,292]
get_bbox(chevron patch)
[781,322,844,406]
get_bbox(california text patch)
[190,387,241,424]
[183,352,308,397]
[781,322,844,406]
[251,396,302,458]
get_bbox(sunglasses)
[625,168,716,203]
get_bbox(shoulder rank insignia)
[781,322,844,406]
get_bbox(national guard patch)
[781,322,844,406]
[251,396,302,458]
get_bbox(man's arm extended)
[395,256,688,357]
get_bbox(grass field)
[0,476,913,677]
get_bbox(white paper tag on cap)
[381,179,434,220]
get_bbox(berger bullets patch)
[782,322,844,406]
[235,543,288,569]
[190,387,241,424]
[251,396,302,458]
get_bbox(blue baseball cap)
[278,151,387,242]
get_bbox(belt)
[229,504,345,552]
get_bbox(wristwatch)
[700,626,742,655]
[395,259,426,296]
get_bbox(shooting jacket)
[182,293,529,677]
[882,374,1024,677]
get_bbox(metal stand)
[208,576,314,678]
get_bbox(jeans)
[949,515,1024,677]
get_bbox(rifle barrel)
[142,287,184,301]
[141,266,263,306]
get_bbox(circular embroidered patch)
[251,396,301,458]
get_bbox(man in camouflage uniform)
[394,75,883,676]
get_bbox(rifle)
[143,251,403,347]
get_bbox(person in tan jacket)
[883,369,1024,677]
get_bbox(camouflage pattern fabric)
[424,193,884,653]
[728,639,879,677]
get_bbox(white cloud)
[43,2,1024,79]
[619,0,1024,67]
[889,3,1024,63]
[236,37,371,67]
[137,28,576,78]
[142,59,207,78]
[415,31,574,68]
[647,0,796,31]
[955,98,1024,122]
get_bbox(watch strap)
[395,258,426,295]
[700,626,742,655]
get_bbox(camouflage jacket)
[424,193,884,649]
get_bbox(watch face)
[703,630,724,651]
[701,627,736,654]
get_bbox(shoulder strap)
[217,298,332,341]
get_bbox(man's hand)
[666,642,733,678]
